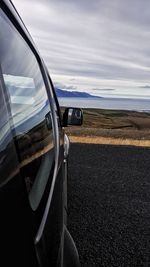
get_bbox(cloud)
[12,0,150,98]
[139,85,150,89]
[93,88,115,91]
[54,82,77,91]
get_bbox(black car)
[0,1,82,266]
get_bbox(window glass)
[0,9,54,210]
[0,80,19,186]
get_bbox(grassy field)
[61,108,150,146]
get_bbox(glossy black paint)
[0,1,80,267]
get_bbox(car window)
[0,8,55,211]
[0,73,20,187]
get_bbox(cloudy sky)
[12,0,150,99]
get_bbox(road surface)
[68,143,150,267]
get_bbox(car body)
[0,1,82,266]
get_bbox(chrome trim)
[64,133,70,159]
[35,63,60,244]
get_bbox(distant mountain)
[55,87,101,98]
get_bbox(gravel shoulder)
[68,143,150,267]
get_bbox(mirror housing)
[63,108,83,127]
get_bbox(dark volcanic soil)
[67,143,150,267]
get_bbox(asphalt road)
[67,143,150,267]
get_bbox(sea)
[58,97,150,112]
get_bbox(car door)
[0,5,64,266]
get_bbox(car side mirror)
[63,108,83,126]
